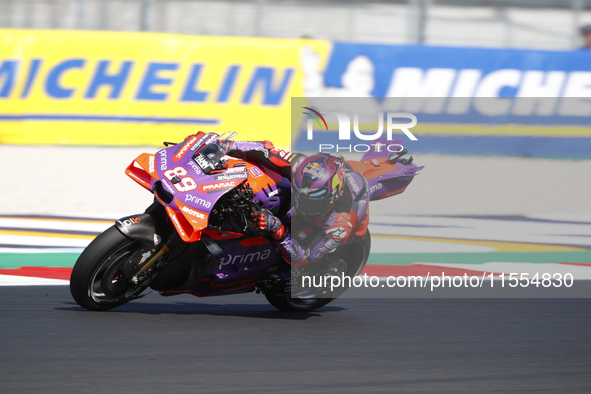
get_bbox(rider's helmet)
[293,153,346,220]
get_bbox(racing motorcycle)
[69,132,423,312]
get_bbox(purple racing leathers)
[227,141,369,268]
[289,165,369,267]
[227,140,298,181]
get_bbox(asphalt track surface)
[1,286,590,393]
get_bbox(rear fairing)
[349,138,424,201]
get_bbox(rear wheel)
[70,226,149,311]
[264,293,334,312]
[264,230,371,312]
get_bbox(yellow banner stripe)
[0,229,97,240]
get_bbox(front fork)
[115,201,178,283]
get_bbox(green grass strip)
[0,253,80,269]
[367,251,591,266]
[1,251,590,270]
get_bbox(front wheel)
[70,226,149,311]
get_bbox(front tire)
[70,226,146,311]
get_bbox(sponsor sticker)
[326,227,347,239]
[190,133,216,152]
[249,166,264,178]
[302,162,325,178]
[272,148,291,161]
[116,217,141,234]
[184,194,212,208]
[181,205,207,220]
[381,186,407,199]
[187,159,202,175]
[346,173,360,193]
[199,180,240,193]
[195,154,211,171]
[162,179,176,194]
[226,165,247,173]
[217,248,272,266]
[169,212,187,238]
[173,135,198,162]
[369,183,383,194]
[159,149,168,171]
[214,172,248,181]
[148,155,155,174]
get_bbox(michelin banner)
[0,29,330,148]
[1,30,590,156]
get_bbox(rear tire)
[265,230,371,312]
[70,226,146,311]
[264,293,334,312]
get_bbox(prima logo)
[184,194,212,209]
[187,159,202,175]
[159,149,167,171]
[303,107,418,153]
[369,183,383,194]
[218,248,272,266]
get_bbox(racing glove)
[252,210,310,266]
[251,209,286,241]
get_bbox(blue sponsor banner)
[296,43,591,157]
[316,43,591,124]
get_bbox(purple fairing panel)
[365,163,425,201]
[230,141,266,151]
[186,238,279,297]
[253,176,291,214]
[206,238,277,279]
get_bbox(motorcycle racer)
[70,130,420,312]
[225,139,369,268]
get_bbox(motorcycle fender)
[115,214,159,246]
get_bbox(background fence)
[2,0,591,49]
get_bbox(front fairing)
[125,132,288,243]
[153,134,248,242]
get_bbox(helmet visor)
[294,192,333,217]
